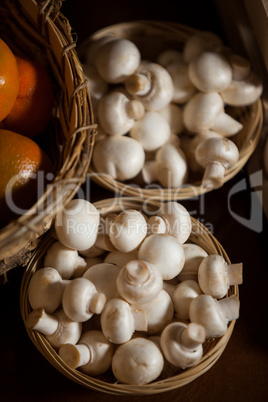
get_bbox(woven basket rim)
[0,0,96,273]
[20,197,239,395]
[81,20,263,202]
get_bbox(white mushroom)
[198,254,243,299]
[188,51,232,92]
[129,110,171,152]
[58,330,114,375]
[125,61,174,111]
[26,308,82,349]
[173,280,203,321]
[189,294,240,338]
[183,92,243,136]
[100,298,147,344]
[177,243,208,281]
[138,234,185,280]
[44,241,87,279]
[104,249,139,268]
[83,64,109,113]
[155,143,188,188]
[112,337,164,384]
[83,262,121,301]
[166,60,196,104]
[157,201,192,244]
[62,277,106,322]
[28,267,68,314]
[116,259,163,304]
[54,199,100,251]
[195,136,240,189]
[108,209,147,253]
[157,48,183,67]
[97,91,145,136]
[160,322,206,368]
[158,103,184,135]
[141,160,158,185]
[180,130,222,174]
[220,69,263,106]
[183,31,223,63]
[135,289,174,334]
[94,37,141,83]
[92,135,145,181]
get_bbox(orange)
[0,56,54,138]
[0,38,19,122]
[0,129,54,225]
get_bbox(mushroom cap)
[116,259,163,304]
[189,51,232,92]
[46,309,82,349]
[156,143,188,188]
[108,209,147,253]
[54,199,100,251]
[130,61,174,111]
[220,70,263,106]
[158,201,192,244]
[79,330,114,375]
[138,234,185,280]
[195,136,239,169]
[130,110,171,152]
[44,241,86,280]
[160,322,204,368]
[157,48,183,67]
[183,92,224,133]
[183,31,223,63]
[137,289,174,334]
[62,277,106,322]
[178,243,208,281]
[92,135,145,181]
[198,254,229,299]
[112,337,164,384]
[95,38,141,83]
[173,280,203,321]
[189,294,228,338]
[28,267,63,314]
[166,60,196,104]
[97,91,144,136]
[100,298,135,344]
[83,262,121,301]
[158,103,184,135]
[104,249,139,268]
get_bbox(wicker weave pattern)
[20,197,238,395]
[0,0,96,275]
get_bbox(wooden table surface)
[1,1,268,401]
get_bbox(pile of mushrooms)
[26,199,243,385]
[84,30,263,190]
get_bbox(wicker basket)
[79,20,263,201]
[20,197,239,395]
[0,0,96,276]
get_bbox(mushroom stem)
[125,260,150,284]
[217,295,240,322]
[89,293,106,314]
[59,344,91,369]
[147,215,167,235]
[202,161,226,189]
[125,99,145,120]
[228,54,251,81]
[180,323,206,351]
[26,308,59,336]
[226,262,243,286]
[125,73,151,96]
[130,304,148,331]
[210,111,243,136]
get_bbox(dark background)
[1,1,268,401]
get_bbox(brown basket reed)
[0,0,96,276]
[79,20,263,201]
[20,197,238,395]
